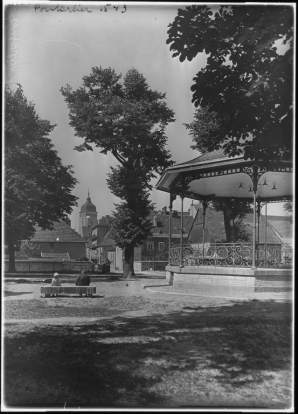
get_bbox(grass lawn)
[3,286,293,409]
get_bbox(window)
[158,242,165,251]
[147,241,154,251]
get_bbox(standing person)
[105,258,111,274]
[51,272,61,297]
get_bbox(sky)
[5,1,291,232]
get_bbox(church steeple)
[79,191,98,237]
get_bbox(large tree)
[184,106,253,242]
[167,5,293,162]
[5,85,78,272]
[61,67,175,278]
[212,201,252,243]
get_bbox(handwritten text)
[34,4,127,13]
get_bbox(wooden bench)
[41,286,96,297]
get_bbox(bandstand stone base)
[166,266,293,297]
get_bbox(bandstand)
[156,149,293,296]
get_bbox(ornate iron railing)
[169,243,293,269]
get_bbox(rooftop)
[267,215,293,240]
[31,221,86,243]
[150,210,194,237]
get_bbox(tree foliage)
[283,201,293,214]
[168,5,293,162]
[5,85,78,271]
[61,67,175,277]
[18,241,41,259]
[283,201,293,223]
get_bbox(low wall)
[134,261,168,272]
[4,260,93,273]
[166,265,293,297]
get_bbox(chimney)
[162,206,167,215]
[153,215,157,227]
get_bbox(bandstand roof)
[156,149,293,203]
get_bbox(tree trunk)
[222,203,236,243]
[7,241,16,273]
[122,246,135,279]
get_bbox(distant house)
[133,208,194,271]
[87,215,113,262]
[188,203,282,246]
[27,220,87,260]
[98,227,119,270]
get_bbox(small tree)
[5,85,78,272]
[283,201,293,214]
[61,67,175,278]
[283,201,293,223]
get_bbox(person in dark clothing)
[102,258,111,274]
[76,270,91,286]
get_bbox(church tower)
[79,190,98,238]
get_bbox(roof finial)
[88,188,90,198]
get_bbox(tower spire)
[88,188,90,199]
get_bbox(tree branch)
[112,148,127,166]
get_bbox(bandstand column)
[257,200,261,243]
[264,201,268,266]
[252,165,258,269]
[202,200,208,260]
[168,192,174,265]
[180,194,184,267]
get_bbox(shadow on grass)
[3,299,293,409]
[4,291,33,297]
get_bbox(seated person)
[51,272,61,297]
[76,270,91,286]
[51,272,61,286]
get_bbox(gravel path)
[4,278,238,324]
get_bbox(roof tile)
[31,221,85,243]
